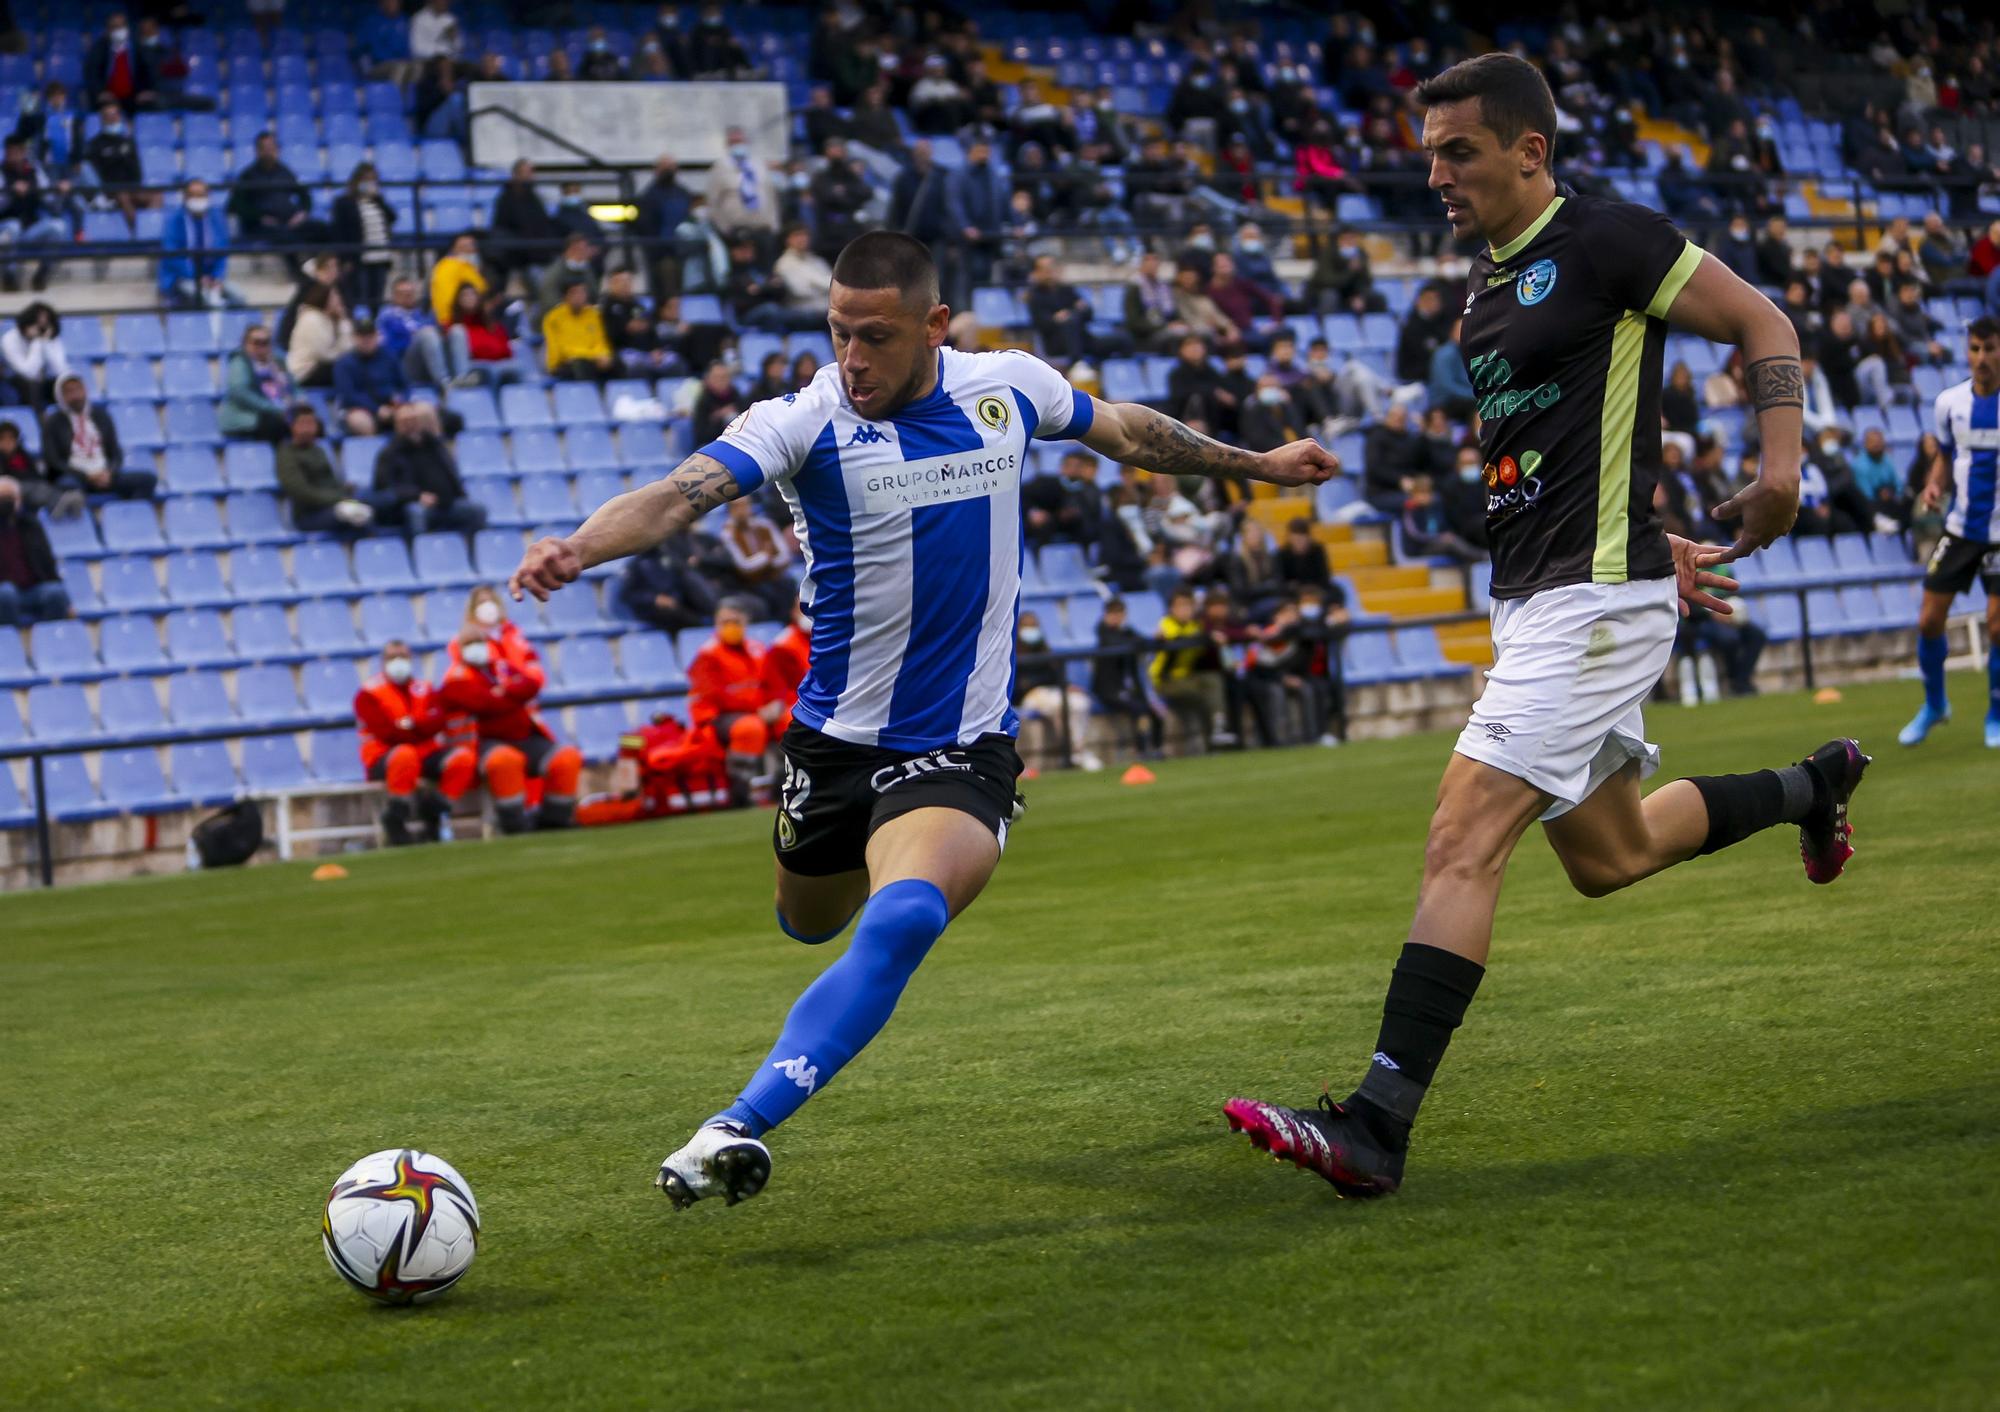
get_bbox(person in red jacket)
[438,587,582,832]
[354,639,472,845]
[686,596,786,804]
[761,597,810,713]
[575,711,734,827]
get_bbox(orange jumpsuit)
[762,622,810,714]
[439,624,582,819]
[688,634,785,757]
[354,674,474,800]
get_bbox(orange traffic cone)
[1121,764,1156,786]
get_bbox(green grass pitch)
[3,678,1996,1410]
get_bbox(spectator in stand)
[1239,374,1303,453]
[1400,474,1482,564]
[690,359,742,446]
[1755,215,1794,288]
[705,127,779,251]
[409,0,462,65]
[1417,406,1461,479]
[1225,517,1285,614]
[1916,212,1964,286]
[331,162,397,313]
[1662,361,1701,438]
[1428,317,1475,420]
[429,232,487,324]
[285,283,353,388]
[1023,448,1104,550]
[1716,214,1761,284]
[534,232,600,315]
[949,137,1008,292]
[439,588,580,833]
[1310,226,1384,314]
[0,420,41,506]
[81,97,141,229]
[42,371,155,512]
[1363,401,1424,516]
[1276,517,1332,594]
[413,56,466,145]
[909,56,969,135]
[745,351,789,404]
[1850,425,1907,529]
[685,597,784,806]
[1012,610,1103,770]
[1889,281,1946,365]
[1151,588,1231,752]
[621,527,722,631]
[1026,254,1117,367]
[0,475,68,626]
[1090,597,1164,758]
[809,137,873,262]
[377,275,452,388]
[768,223,834,327]
[220,325,293,442]
[634,154,695,299]
[0,137,73,291]
[332,317,411,436]
[1123,249,1187,354]
[1859,311,1911,405]
[719,497,794,620]
[601,267,680,374]
[278,402,392,534]
[686,3,754,78]
[443,284,525,385]
[354,638,463,846]
[1267,332,1336,427]
[360,0,414,82]
[489,159,561,291]
[1294,119,1357,211]
[1206,251,1284,351]
[1171,264,1238,348]
[372,402,485,536]
[1,303,67,415]
[84,13,156,115]
[1396,282,1455,384]
[577,25,626,82]
[542,276,615,382]
[551,187,604,258]
[227,132,331,261]
[889,140,954,245]
[1165,334,1227,430]
[12,83,79,180]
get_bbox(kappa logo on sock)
[773,1055,819,1093]
[1371,1052,1401,1071]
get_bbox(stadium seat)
[468,479,523,528]
[519,473,575,521]
[100,556,167,612]
[575,471,625,515]
[307,727,366,783]
[164,401,223,447]
[168,671,237,727]
[302,658,361,718]
[299,600,363,655]
[618,632,684,690]
[0,689,24,744]
[112,403,164,450]
[447,386,500,432]
[294,540,357,595]
[237,664,308,727]
[164,497,232,549]
[27,682,95,741]
[1393,628,1467,678]
[112,314,166,356]
[231,547,295,601]
[1342,631,1400,684]
[161,446,226,496]
[99,677,167,736]
[170,740,240,805]
[164,553,232,607]
[355,538,417,590]
[42,509,102,558]
[511,428,564,474]
[617,422,669,467]
[102,355,160,401]
[569,702,628,762]
[418,587,467,644]
[160,354,216,398]
[164,311,224,354]
[99,615,171,674]
[1793,537,1839,583]
[413,532,479,586]
[224,493,298,544]
[242,735,312,792]
[100,502,166,554]
[164,609,235,667]
[558,636,620,691]
[1036,543,1096,594]
[101,747,181,813]
[341,436,387,483]
[454,430,510,478]
[499,385,554,429]
[223,442,278,491]
[358,594,420,645]
[541,581,607,634]
[551,382,606,426]
[42,754,114,822]
[567,426,619,471]
[232,603,303,662]
[0,761,28,827]
[0,629,30,687]
[473,528,524,581]
[30,619,100,679]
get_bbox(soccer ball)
[322,1148,480,1305]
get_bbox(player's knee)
[1559,850,1634,899]
[1422,801,1513,886]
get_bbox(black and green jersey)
[1459,188,1705,598]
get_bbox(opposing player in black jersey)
[1224,53,1870,1198]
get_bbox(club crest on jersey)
[975,395,1011,433]
[1516,259,1558,306]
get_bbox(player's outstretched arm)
[508,453,744,601]
[1660,253,1803,564]
[1078,398,1339,488]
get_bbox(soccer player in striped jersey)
[511,232,1337,1209]
[1222,54,1870,1200]
[1901,317,2000,748]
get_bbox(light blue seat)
[165,552,231,606]
[358,593,420,645]
[618,632,683,690]
[102,747,182,813]
[161,446,225,495]
[307,727,366,783]
[99,677,167,736]
[294,540,357,595]
[223,442,278,491]
[99,615,172,674]
[167,670,237,727]
[302,658,361,717]
[164,497,231,550]
[27,682,96,741]
[164,609,234,667]
[100,556,167,611]
[101,502,166,554]
[231,547,294,600]
[30,619,101,679]
[170,740,240,805]
[43,754,115,821]
[298,600,363,655]
[232,603,302,661]
[355,537,417,590]
[242,735,312,792]
[238,664,307,726]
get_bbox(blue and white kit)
[1934,378,2000,544]
[697,347,1094,752]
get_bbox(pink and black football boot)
[1222,1093,1403,1198]
[1799,738,1870,884]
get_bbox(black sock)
[1345,942,1485,1152]
[1686,764,1824,856]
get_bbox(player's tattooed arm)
[510,453,744,601]
[1083,401,1339,487]
[1745,356,1805,412]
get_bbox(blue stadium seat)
[617,421,669,467]
[575,470,625,515]
[232,603,302,662]
[680,293,724,324]
[168,670,237,727]
[473,528,523,580]
[100,556,166,611]
[467,479,523,528]
[237,664,307,727]
[164,553,231,606]
[160,354,216,399]
[102,747,181,812]
[164,311,224,354]
[1803,588,1849,635]
[30,619,100,679]
[454,430,509,477]
[419,139,466,181]
[447,386,500,432]
[618,632,683,690]
[358,593,420,645]
[102,355,160,401]
[0,628,30,686]
[569,702,628,762]
[0,688,24,744]
[99,615,171,674]
[355,537,417,589]
[43,754,114,822]
[1342,631,1400,685]
[542,581,607,634]
[294,540,356,595]
[1754,537,1803,584]
[1793,537,1839,583]
[164,609,234,667]
[164,497,231,550]
[42,509,102,559]
[0,761,28,827]
[99,677,166,736]
[224,492,297,544]
[1036,543,1095,594]
[112,314,166,356]
[230,546,293,601]
[100,502,166,554]
[161,446,226,495]
[1831,534,1879,580]
[500,385,554,430]
[567,426,619,471]
[223,442,278,491]
[413,532,478,586]
[1393,628,1466,678]
[552,382,606,426]
[64,316,109,360]
[302,658,360,717]
[340,435,386,483]
[558,636,620,691]
[170,741,240,805]
[511,428,564,474]
[242,735,312,792]
[298,599,363,655]
[165,401,223,446]
[27,682,95,740]
[673,626,715,663]
[307,727,366,783]
[519,473,575,521]
[56,562,103,624]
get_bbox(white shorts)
[1453,577,1679,821]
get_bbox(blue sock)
[1918,633,1949,714]
[714,880,951,1137]
[1988,644,2000,719]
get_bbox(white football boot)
[655,1122,772,1210]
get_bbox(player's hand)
[1668,533,1737,619]
[1920,479,1946,513]
[1257,438,1339,488]
[1708,472,1799,563]
[510,536,581,602]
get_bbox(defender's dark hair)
[831,231,941,309]
[1970,316,2000,341]
[1414,52,1558,155]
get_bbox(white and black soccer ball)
[322,1148,480,1305]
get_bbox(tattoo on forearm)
[1124,405,1263,479]
[1745,356,1805,413]
[669,453,741,515]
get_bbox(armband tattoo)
[1744,356,1804,412]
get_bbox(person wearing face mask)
[355,639,469,846]
[489,158,563,292]
[634,155,695,301]
[371,402,485,535]
[536,233,601,316]
[331,162,399,313]
[1239,375,1303,454]
[0,474,69,627]
[686,4,752,80]
[1716,215,1761,285]
[43,372,155,510]
[1009,611,1104,771]
[85,13,157,116]
[578,26,628,82]
[686,598,790,805]
[552,182,607,257]
[703,126,779,251]
[440,591,582,832]
[1167,63,1228,134]
[81,98,141,229]
[159,179,242,308]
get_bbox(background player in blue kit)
[511,232,1338,1209]
[1901,317,2000,749]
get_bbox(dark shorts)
[1923,533,2000,597]
[772,722,1025,877]
[365,749,448,784]
[478,734,562,773]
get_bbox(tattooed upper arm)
[666,452,743,515]
[1744,356,1805,412]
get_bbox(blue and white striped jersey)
[1935,378,2000,544]
[697,347,1094,752]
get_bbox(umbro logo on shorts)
[1480,722,1512,739]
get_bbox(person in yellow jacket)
[1149,587,1232,752]
[429,233,488,324]
[541,276,615,380]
